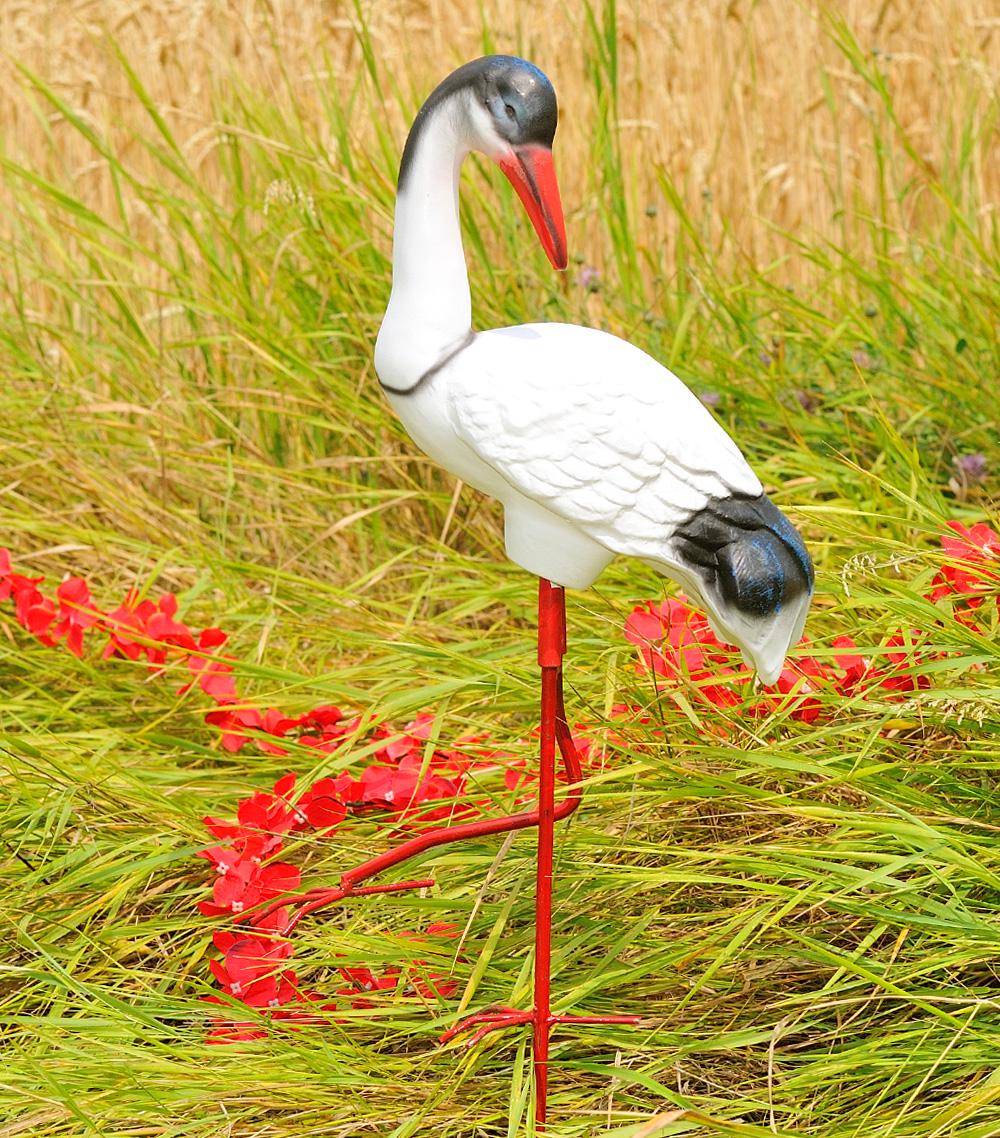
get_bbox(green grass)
[1,13,999,1138]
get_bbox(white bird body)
[375,56,813,684]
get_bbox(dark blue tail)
[673,493,813,618]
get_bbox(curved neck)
[376,102,473,388]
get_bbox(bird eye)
[504,103,516,120]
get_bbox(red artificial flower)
[204,704,264,753]
[867,633,933,694]
[334,961,458,1006]
[928,521,1000,617]
[356,759,466,823]
[198,858,301,918]
[197,844,244,876]
[830,636,870,696]
[202,815,249,842]
[22,592,57,646]
[0,549,13,600]
[204,705,308,755]
[209,932,295,1001]
[337,924,462,1006]
[51,577,103,657]
[102,592,200,668]
[356,764,395,809]
[293,778,347,829]
[204,771,344,842]
[237,776,303,835]
[625,596,752,718]
[289,706,351,752]
[236,972,302,1008]
[324,769,366,808]
[687,668,745,711]
[749,642,849,723]
[145,593,197,654]
[7,572,43,626]
[382,712,436,763]
[422,923,460,939]
[256,708,308,756]
[237,791,295,834]
[2,565,59,647]
[248,906,293,936]
[335,964,402,1007]
[196,830,278,876]
[339,713,395,751]
[205,1017,268,1043]
[298,705,346,731]
[102,592,158,661]
[625,596,735,678]
[942,520,1000,565]
[761,664,825,724]
[409,972,458,1000]
[180,628,237,701]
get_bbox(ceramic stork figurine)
[289,55,813,1131]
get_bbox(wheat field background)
[1,2,999,1137]
[3,0,997,279]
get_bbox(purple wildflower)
[953,453,987,485]
[576,265,601,292]
[793,389,820,414]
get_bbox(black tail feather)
[673,493,813,619]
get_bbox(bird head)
[466,58,567,271]
[401,56,568,271]
[472,58,567,271]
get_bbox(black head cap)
[398,56,558,190]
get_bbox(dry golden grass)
[2,0,996,282]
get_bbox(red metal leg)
[250,578,638,1131]
[252,581,585,931]
[533,579,560,1128]
[441,582,638,1132]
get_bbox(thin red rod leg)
[246,578,638,1132]
[533,577,564,1130]
[253,747,584,926]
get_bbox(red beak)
[497,145,568,271]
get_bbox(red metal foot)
[441,1006,641,1048]
[439,1006,532,1047]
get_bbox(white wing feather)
[446,323,762,559]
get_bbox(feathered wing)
[447,322,761,553]
[446,322,813,682]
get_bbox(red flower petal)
[273,773,296,799]
[199,627,228,649]
[202,815,245,840]
[25,600,56,636]
[258,861,301,900]
[302,794,346,829]
[196,845,241,874]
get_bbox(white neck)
[375,101,473,392]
